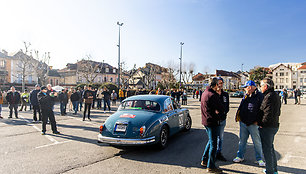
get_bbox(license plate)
[115,124,127,132]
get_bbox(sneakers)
[233,157,244,163]
[256,160,266,166]
[41,132,46,135]
[53,131,60,134]
[216,153,227,161]
[207,167,223,174]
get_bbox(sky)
[0,0,306,74]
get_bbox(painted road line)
[35,140,72,149]
[19,116,58,143]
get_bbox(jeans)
[202,125,220,169]
[60,102,67,115]
[83,103,92,119]
[79,101,83,111]
[217,120,226,154]
[32,105,42,121]
[259,127,279,174]
[72,101,78,114]
[104,99,111,111]
[97,99,102,108]
[237,122,263,161]
[9,104,18,118]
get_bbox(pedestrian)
[182,90,187,105]
[6,86,20,119]
[200,78,225,174]
[92,88,97,109]
[119,88,124,102]
[176,89,182,103]
[58,89,68,116]
[102,87,111,113]
[67,88,73,112]
[78,87,84,111]
[70,88,80,115]
[83,85,94,121]
[296,88,301,105]
[258,78,281,174]
[196,89,199,99]
[0,90,3,119]
[47,84,56,111]
[125,88,132,98]
[20,89,29,111]
[193,88,196,99]
[38,86,60,135]
[199,89,203,101]
[30,84,42,122]
[171,89,176,99]
[96,88,103,109]
[215,77,229,161]
[111,90,117,106]
[233,80,265,166]
[280,88,287,104]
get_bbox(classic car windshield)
[118,100,161,112]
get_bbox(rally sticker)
[120,114,136,118]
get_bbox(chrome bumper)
[98,134,155,145]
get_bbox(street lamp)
[179,42,184,89]
[117,21,123,89]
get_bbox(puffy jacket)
[70,92,80,102]
[6,91,20,104]
[237,89,263,126]
[258,88,281,128]
[58,92,68,104]
[201,86,225,127]
[30,89,40,106]
[38,92,53,110]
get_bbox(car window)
[118,100,161,112]
[164,98,173,112]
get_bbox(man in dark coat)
[6,86,20,118]
[82,85,94,121]
[58,89,68,115]
[201,78,225,174]
[30,84,42,122]
[215,77,229,161]
[102,87,111,113]
[38,86,60,135]
[233,80,265,166]
[259,78,281,174]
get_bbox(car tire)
[157,125,169,149]
[183,115,192,132]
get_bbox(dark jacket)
[58,92,68,104]
[201,86,225,127]
[258,88,281,128]
[219,90,229,121]
[6,91,20,105]
[70,92,80,102]
[237,89,263,126]
[30,89,40,106]
[83,90,94,104]
[38,91,53,110]
[102,90,111,101]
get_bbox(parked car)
[231,91,244,98]
[98,95,192,149]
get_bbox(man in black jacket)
[216,77,229,161]
[6,86,20,118]
[30,84,42,122]
[259,78,281,174]
[233,80,265,166]
[58,89,68,116]
[38,86,60,135]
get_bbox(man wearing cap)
[30,85,42,122]
[233,80,265,166]
[215,77,229,161]
[38,86,60,135]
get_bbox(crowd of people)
[200,77,281,174]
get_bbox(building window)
[286,78,288,83]
[113,69,116,73]
[0,60,5,68]
[301,78,303,83]
[293,81,296,83]
[275,78,278,83]
[280,78,284,83]
[106,68,109,73]
[280,69,284,71]
[275,73,278,76]
[286,72,288,76]
[275,85,278,89]
[280,85,284,89]
[280,72,284,76]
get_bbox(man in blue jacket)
[30,84,42,122]
[233,80,265,166]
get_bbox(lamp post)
[117,21,123,89]
[179,42,184,89]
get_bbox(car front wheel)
[183,115,192,132]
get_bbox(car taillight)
[140,126,146,136]
[99,125,104,133]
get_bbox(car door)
[172,100,184,131]
[163,98,178,135]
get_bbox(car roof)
[123,95,170,104]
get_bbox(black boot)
[216,152,227,161]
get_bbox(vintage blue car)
[98,95,192,149]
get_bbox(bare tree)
[14,42,33,91]
[181,62,195,84]
[32,51,50,86]
[77,55,99,84]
